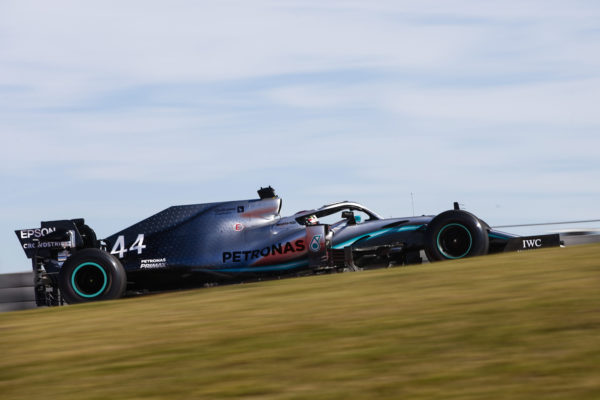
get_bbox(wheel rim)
[71,262,108,298]
[437,223,473,259]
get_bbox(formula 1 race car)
[16,187,561,306]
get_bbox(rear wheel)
[59,248,127,304]
[425,210,489,261]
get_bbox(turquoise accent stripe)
[71,262,108,298]
[395,224,424,232]
[220,259,309,273]
[488,233,510,240]
[437,223,472,259]
[332,225,423,249]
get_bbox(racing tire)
[58,248,127,304]
[424,210,489,262]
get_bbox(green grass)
[1,245,599,399]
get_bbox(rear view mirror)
[341,211,356,225]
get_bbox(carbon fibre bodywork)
[16,187,561,305]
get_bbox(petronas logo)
[310,235,321,252]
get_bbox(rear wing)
[15,219,88,259]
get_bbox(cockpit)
[294,202,381,230]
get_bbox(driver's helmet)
[306,214,319,225]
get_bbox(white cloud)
[7,0,597,88]
[385,79,600,124]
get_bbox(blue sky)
[1,1,599,273]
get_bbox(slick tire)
[425,210,489,262]
[59,248,127,304]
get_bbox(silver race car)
[16,187,560,305]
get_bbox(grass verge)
[1,244,599,399]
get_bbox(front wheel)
[59,248,127,304]
[425,210,489,261]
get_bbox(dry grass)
[1,244,599,399]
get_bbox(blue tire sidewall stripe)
[71,262,108,298]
